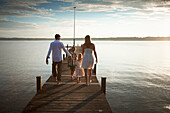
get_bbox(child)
[68,46,77,81]
[76,53,84,83]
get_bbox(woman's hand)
[96,59,98,64]
[46,57,49,65]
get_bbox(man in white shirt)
[46,34,71,82]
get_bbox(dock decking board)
[22,46,112,113]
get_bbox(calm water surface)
[0,41,170,113]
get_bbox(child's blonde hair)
[78,53,82,61]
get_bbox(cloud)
[0,0,52,17]
[57,0,169,20]
[1,0,170,38]
[50,19,97,31]
[59,0,170,15]
[75,0,114,6]
[0,20,74,38]
[0,18,97,38]
[0,20,38,29]
[0,17,8,21]
[53,19,96,23]
[1,0,170,17]
[54,0,74,2]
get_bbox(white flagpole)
[73,7,76,46]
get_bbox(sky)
[0,0,170,38]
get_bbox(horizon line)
[1,37,170,41]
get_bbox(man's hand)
[46,57,49,65]
[68,56,72,59]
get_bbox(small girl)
[76,53,84,83]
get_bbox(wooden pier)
[22,46,112,113]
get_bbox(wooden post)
[101,77,106,94]
[36,76,42,92]
[93,64,96,75]
[63,54,65,60]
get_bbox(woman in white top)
[81,35,98,85]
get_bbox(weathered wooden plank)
[22,46,112,113]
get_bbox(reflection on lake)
[0,41,170,113]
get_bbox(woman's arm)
[82,45,85,56]
[93,44,98,63]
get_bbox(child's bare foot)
[57,80,59,85]
[90,80,92,83]
[54,77,57,82]
[71,76,74,81]
[57,82,60,85]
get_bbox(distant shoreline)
[0,37,170,41]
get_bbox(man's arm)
[61,43,71,57]
[46,43,52,64]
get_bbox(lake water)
[0,41,170,113]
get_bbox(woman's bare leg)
[88,69,92,83]
[77,77,81,83]
[84,69,88,85]
[79,77,81,82]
